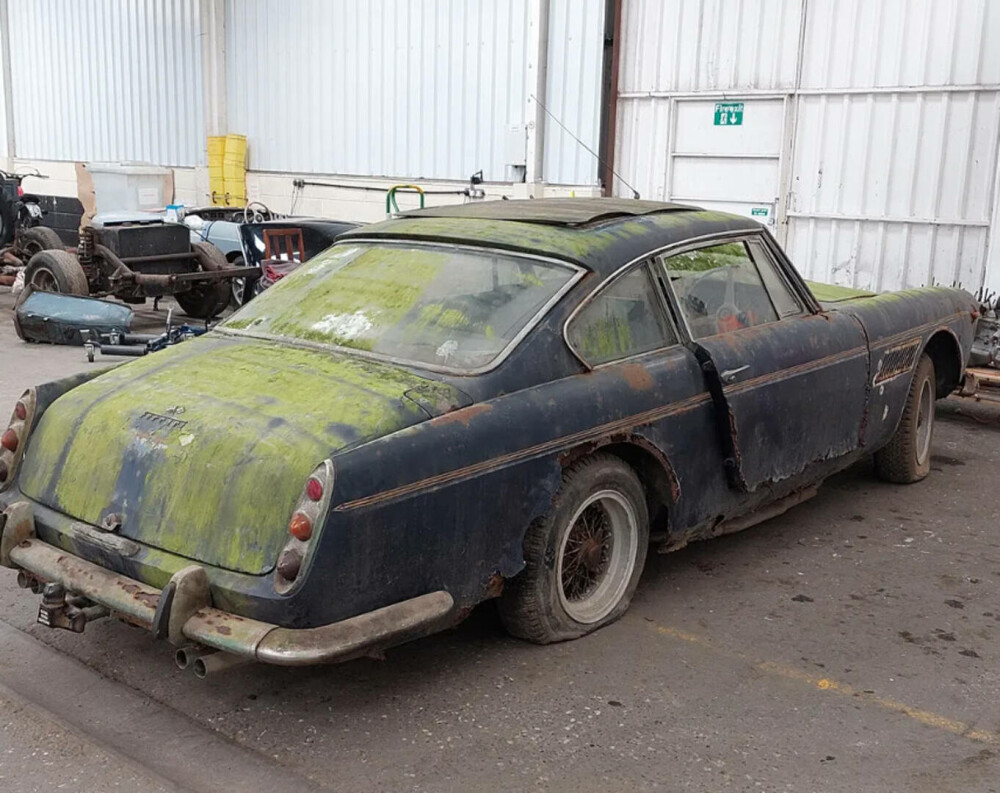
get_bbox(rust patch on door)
[620,363,653,391]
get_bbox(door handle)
[720,364,750,384]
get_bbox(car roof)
[396,198,696,226]
[341,198,762,275]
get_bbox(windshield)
[221,242,579,371]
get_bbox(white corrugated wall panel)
[615,0,803,201]
[0,32,7,161]
[226,0,534,181]
[785,89,1000,290]
[619,0,802,94]
[6,0,204,166]
[787,0,1000,290]
[800,0,1000,89]
[542,0,604,185]
[616,0,1000,292]
[614,97,671,200]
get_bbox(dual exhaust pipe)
[174,646,251,678]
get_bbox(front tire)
[499,454,649,644]
[875,353,936,483]
[23,249,89,295]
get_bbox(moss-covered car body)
[0,199,979,664]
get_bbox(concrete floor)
[0,289,998,792]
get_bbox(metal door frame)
[659,92,794,244]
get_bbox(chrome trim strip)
[219,239,586,377]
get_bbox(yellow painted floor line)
[652,624,996,744]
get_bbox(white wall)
[6,0,204,166]
[0,2,8,164]
[225,0,604,186]
[615,0,1000,294]
[542,0,605,185]
[1,0,605,211]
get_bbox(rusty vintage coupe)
[0,199,979,674]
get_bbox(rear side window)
[567,265,677,366]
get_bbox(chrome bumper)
[2,512,454,667]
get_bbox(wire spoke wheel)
[556,490,639,624]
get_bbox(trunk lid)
[19,335,467,575]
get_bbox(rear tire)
[23,249,88,295]
[175,242,231,319]
[874,353,936,484]
[498,454,649,644]
[18,226,64,258]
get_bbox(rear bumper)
[3,523,454,667]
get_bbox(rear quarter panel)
[299,352,717,625]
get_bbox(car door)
[565,259,741,534]
[656,232,870,493]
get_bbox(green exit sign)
[751,207,769,217]
[714,102,744,126]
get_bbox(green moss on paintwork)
[340,209,750,267]
[223,246,442,350]
[806,280,877,303]
[19,335,454,575]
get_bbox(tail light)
[1,389,37,488]
[274,460,334,593]
[16,185,24,197]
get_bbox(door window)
[661,238,803,339]
[567,264,677,366]
[746,238,804,319]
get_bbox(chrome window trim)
[743,237,808,319]
[217,238,586,377]
[651,230,814,342]
[562,229,753,367]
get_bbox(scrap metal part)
[969,314,999,369]
[13,285,133,346]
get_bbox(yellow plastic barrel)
[222,133,247,206]
[207,136,226,205]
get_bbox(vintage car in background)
[0,199,978,674]
[178,204,359,307]
[233,216,360,306]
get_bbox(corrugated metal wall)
[0,25,8,161]
[227,0,531,181]
[616,0,1000,293]
[6,0,204,166]
[225,0,602,184]
[542,0,604,185]
[1,0,603,184]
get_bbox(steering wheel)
[713,265,743,333]
[688,265,746,333]
[242,201,271,224]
